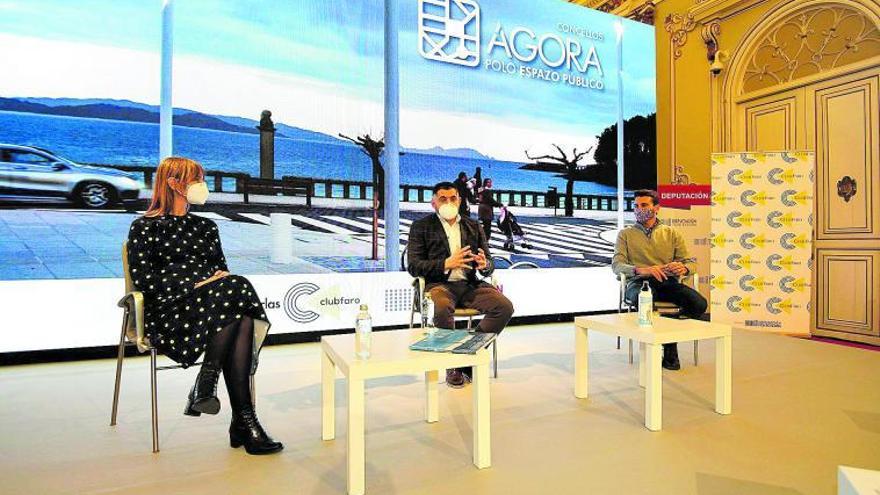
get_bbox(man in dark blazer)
[408,181,515,388]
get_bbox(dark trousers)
[427,281,513,333]
[427,280,513,377]
[480,219,492,242]
[624,277,707,319]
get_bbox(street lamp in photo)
[614,20,625,231]
[160,0,174,159]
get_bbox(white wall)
[0,268,618,352]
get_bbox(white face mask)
[438,203,458,220]
[186,181,209,205]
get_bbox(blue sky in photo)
[0,0,655,150]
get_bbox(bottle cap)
[360,304,368,311]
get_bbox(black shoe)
[229,406,284,455]
[445,369,471,388]
[662,344,681,371]
[184,363,221,416]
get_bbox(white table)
[839,466,880,495]
[574,313,732,431]
[321,329,492,495]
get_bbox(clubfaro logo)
[710,232,734,248]
[738,154,757,164]
[711,191,735,206]
[712,154,732,166]
[738,274,773,292]
[766,297,800,315]
[727,168,762,186]
[418,0,606,90]
[709,274,733,291]
[726,211,759,228]
[781,151,811,163]
[767,168,805,185]
[766,254,802,272]
[726,296,759,313]
[766,211,802,229]
[739,190,774,207]
[779,276,809,293]
[727,168,761,186]
[284,283,320,323]
[726,254,760,271]
[780,189,810,207]
[739,232,773,250]
[283,283,362,324]
[779,233,810,250]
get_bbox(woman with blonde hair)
[126,157,282,455]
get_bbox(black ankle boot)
[662,344,681,371]
[184,363,222,416]
[229,406,284,455]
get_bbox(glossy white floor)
[1,322,878,495]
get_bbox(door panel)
[735,89,805,152]
[815,249,879,336]
[814,75,880,239]
[811,69,880,344]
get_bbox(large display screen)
[0,0,654,352]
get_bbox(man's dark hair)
[634,189,660,205]
[433,181,457,195]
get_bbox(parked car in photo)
[0,144,143,208]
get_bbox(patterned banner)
[710,152,814,334]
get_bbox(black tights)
[202,316,255,411]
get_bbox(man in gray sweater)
[612,189,707,370]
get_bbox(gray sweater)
[611,221,696,281]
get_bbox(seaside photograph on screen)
[0,0,656,281]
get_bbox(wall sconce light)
[710,50,730,75]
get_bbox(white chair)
[111,241,253,453]
[618,271,701,365]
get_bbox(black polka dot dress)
[126,213,270,369]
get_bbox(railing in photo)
[103,165,633,211]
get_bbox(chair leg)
[617,336,621,350]
[694,340,699,366]
[110,310,128,426]
[492,340,498,378]
[409,309,415,329]
[150,348,159,454]
[250,375,256,408]
[467,316,473,330]
[628,339,634,364]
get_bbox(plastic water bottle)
[638,281,653,327]
[355,304,372,359]
[422,293,436,336]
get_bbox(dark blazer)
[407,213,495,285]
[477,188,503,221]
[453,178,475,217]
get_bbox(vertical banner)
[710,152,814,334]
[658,184,711,303]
